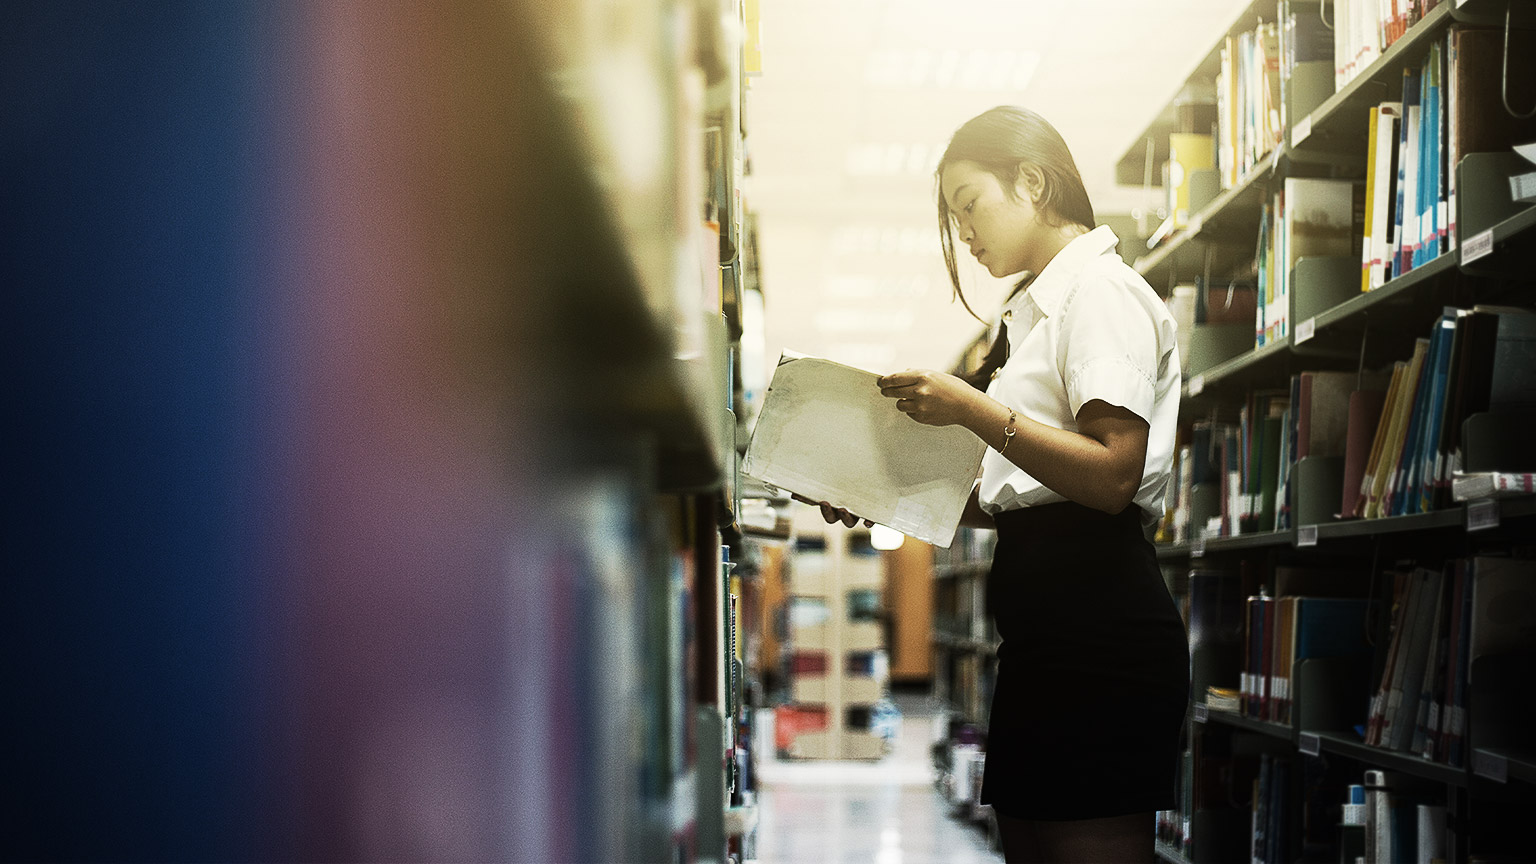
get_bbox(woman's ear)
[1014,163,1046,203]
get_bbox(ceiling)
[742,0,1250,380]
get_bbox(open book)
[742,353,986,547]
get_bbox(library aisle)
[753,693,1002,864]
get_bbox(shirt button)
[1002,310,1013,322]
[990,369,1000,381]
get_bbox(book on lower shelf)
[1451,471,1536,500]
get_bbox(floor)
[750,692,1004,864]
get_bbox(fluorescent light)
[865,48,1039,91]
[813,308,915,333]
[822,274,934,300]
[824,343,897,371]
[844,142,945,177]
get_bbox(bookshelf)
[1133,2,1536,862]
[777,525,893,761]
[11,2,764,862]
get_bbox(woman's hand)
[878,369,980,427]
[790,493,872,528]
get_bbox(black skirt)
[979,501,1190,821]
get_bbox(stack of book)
[1347,306,1536,520]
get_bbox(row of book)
[1216,20,1283,188]
[1196,554,1536,768]
[1333,0,1444,90]
[1359,31,1451,292]
[1219,27,1532,348]
[940,651,995,728]
[1256,176,1362,345]
[787,649,887,678]
[1347,305,1534,521]
[1249,754,1291,864]
[1241,594,1371,726]
[1359,24,1536,291]
[1171,384,1298,541]
[1166,303,1534,543]
[1360,558,1536,766]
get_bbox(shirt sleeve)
[1057,268,1166,424]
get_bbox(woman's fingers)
[877,369,925,395]
[815,500,869,528]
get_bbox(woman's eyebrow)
[948,182,973,209]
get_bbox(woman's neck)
[1020,222,1091,283]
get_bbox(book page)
[742,353,985,547]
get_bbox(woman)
[820,106,1189,863]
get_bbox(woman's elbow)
[1091,474,1140,514]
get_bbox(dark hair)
[936,106,1095,322]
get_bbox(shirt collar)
[1002,224,1120,320]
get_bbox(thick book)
[1299,370,1385,460]
[1372,102,1402,286]
[1354,362,1406,518]
[1384,567,1443,752]
[1341,383,1390,518]
[743,353,986,547]
[1398,311,1456,516]
[1451,470,1536,500]
[1367,568,1412,746]
[1280,177,1362,329]
[1448,28,1536,208]
[1294,597,1373,659]
[1393,67,1421,278]
[1414,311,1459,512]
[1269,596,1297,724]
[1446,559,1475,767]
[1409,565,1450,757]
[1367,340,1428,519]
[1428,310,1471,509]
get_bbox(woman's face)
[940,159,1046,279]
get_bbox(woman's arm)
[958,484,996,529]
[879,370,1148,514]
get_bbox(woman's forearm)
[960,392,1140,514]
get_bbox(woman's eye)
[964,202,975,214]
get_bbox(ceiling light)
[814,308,915,333]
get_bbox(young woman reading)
[819,106,1189,864]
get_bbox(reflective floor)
[751,694,1003,864]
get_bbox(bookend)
[1457,152,1531,240]
[1294,655,1371,736]
[1189,482,1222,542]
[1186,323,1253,377]
[1289,255,1359,326]
[696,704,726,854]
[1189,168,1221,215]
[1462,411,1536,472]
[1469,650,1536,760]
[1292,456,1345,527]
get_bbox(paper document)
[742,353,986,547]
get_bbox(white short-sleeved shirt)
[978,225,1181,524]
